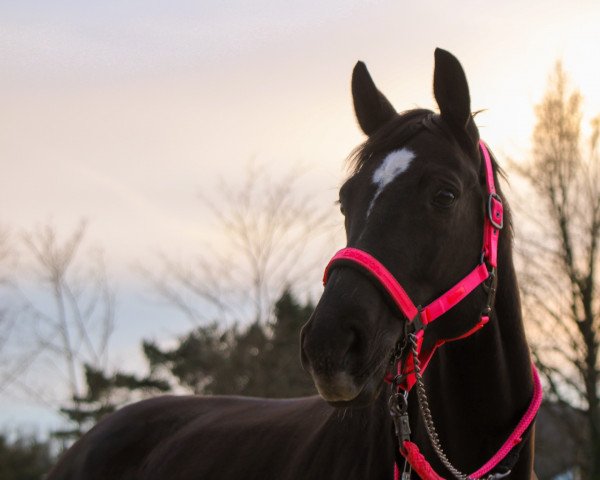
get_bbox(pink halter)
[323,140,503,389]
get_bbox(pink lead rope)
[323,141,542,479]
[396,364,542,480]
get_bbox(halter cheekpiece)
[322,140,542,480]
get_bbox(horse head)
[301,49,493,406]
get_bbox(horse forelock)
[346,109,514,240]
[346,109,437,175]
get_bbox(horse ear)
[352,61,397,136]
[433,48,472,130]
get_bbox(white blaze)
[367,148,415,216]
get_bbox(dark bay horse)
[47,49,537,480]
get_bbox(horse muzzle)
[300,268,403,404]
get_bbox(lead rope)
[391,277,515,480]
[408,332,470,480]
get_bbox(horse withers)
[48,49,538,480]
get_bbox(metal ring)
[388,392,408,415]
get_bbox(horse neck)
[457,236,533,403]
[412,234,534,469]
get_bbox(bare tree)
[514,61,600,479]
[1,222,115,436]
[152,165,337,326]
[0,227,13,283]
[0,227,20,383]
[0,227,43,399]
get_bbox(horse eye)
[433,189,456,208]
[339,203,346,216]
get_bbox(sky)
[1,0,600,432]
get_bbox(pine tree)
[0,433,53,480]
[54,364,169,442]
[143,289,316,397]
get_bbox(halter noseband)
[323,140,503,390]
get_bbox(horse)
[47,48,539,480]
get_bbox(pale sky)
[1,0,600,430]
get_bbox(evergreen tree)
[53,289,316,443]
[54,364,169,442]
[0,433,53,480]
[143,289,316,397]
[259,290,316,397]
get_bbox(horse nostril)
[343,325,365,367]
[301,319,367,376]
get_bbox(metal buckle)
[481,267,498,319]
[405,307,426,335]
[389,391,411,444]
[487,193,504,230]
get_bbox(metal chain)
[408,333,471,480]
